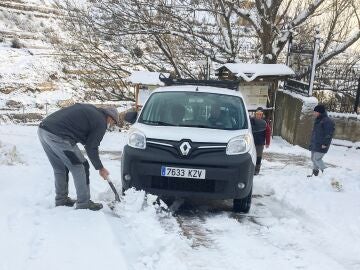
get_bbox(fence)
[285,67,360,114]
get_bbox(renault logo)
[179,142,191,156]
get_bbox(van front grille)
[151,176,216,193]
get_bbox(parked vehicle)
[122,81,256,212]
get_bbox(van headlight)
[128,131,146,149]
[226,134,252,155]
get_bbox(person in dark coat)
[250,107,271,175]
[309,104,335,176]
[38,103,119,210]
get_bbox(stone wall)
[330,114,360,142]
[274,90,316,148]
[274,90,360,148]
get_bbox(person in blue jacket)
[309,104,335,176]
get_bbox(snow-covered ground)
[0,124,359,270]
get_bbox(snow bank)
[328,111,360,120]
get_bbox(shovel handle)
[106,176,121,202]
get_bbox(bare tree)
[55,0,360,83]
[53,1,136,101]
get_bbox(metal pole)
[355,77,360,114]
[309,30,320,97]
[135,84,139,111]
[206,56,211,80]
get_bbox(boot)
[313,169,319,176]
[254,164,261,175]
[76,200,103,211]
[55,197,76,207]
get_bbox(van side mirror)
[124,111,138,124]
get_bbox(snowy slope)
[0,124,359,270]
[0,0,87,122]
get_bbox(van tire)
[233,188,252,213]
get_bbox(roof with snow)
[126,71,170,86]
[216,63,295,82]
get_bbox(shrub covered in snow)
[11,38,23,49]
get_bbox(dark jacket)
[251,117,271,146]
[40,103,107,170]
[310,112,335,153]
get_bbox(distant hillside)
[0,0,122,123]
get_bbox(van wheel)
[233,188,252,213]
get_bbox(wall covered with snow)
[330,115,360,142]
[274,91,314,148]
[274,91,360,148]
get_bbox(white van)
[122,82,256,212]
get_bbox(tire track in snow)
[161,195,355,270]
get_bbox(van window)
[139,91,248,130]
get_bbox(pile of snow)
[109,189,193,269]
[0,140,24,165]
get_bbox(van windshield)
[139,91,248,130]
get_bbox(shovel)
[106,176,121,202]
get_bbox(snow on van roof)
[218,63,295,82]
[152,85,244,97]
[126,71,170,85]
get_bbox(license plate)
[161,166,206,179]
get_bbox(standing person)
[308,104,335,177]
[38,103,119,210]
[250,107,271,175]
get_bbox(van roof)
[152,85,244,98]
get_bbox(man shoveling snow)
[38,103,119,211]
